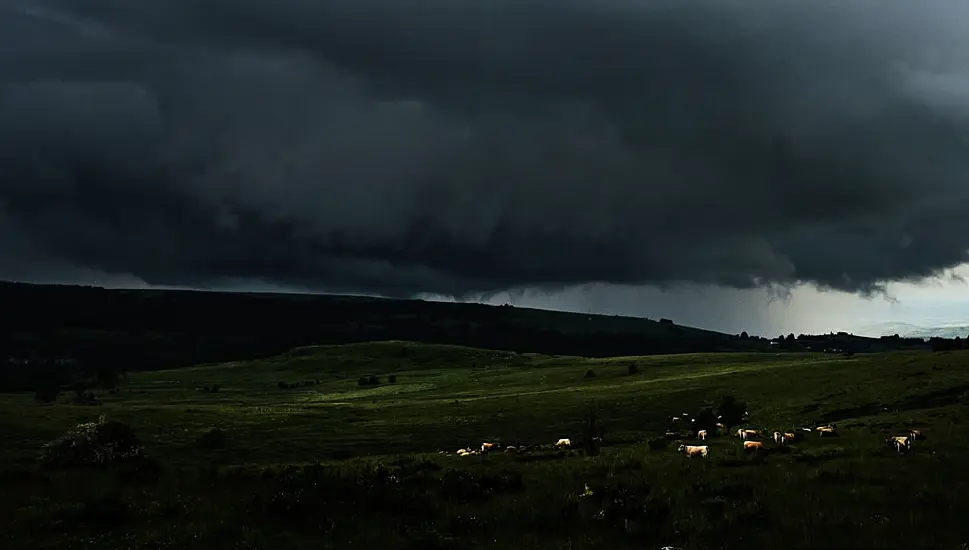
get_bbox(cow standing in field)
[743,440,765,453]
[887,436,911,453]
[691,408,718,439]
[817,425,837,437]
[736,428,761,440]
[678,444,709,457]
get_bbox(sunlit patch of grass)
[304,383,440,403]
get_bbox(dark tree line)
[930,337,966,351]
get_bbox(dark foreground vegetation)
[2,343,969,549]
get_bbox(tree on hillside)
[740,331,749,339]
[716,395,747,432]
[95,368,119,390]
[692,407,717,436]
[70,380,88,401]
[34,386,60,403]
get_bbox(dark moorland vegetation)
[2,343,969,549]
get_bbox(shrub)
[57,492,130,529]
[39,416,144,469]
[197,427,227,450]
[716,395,747,431]
[388,375,397,383]
[584,370,596,378]
[73,391,100,406]
[34,388,60,403]
[114,456,164,484]
[692,407,718,436]
[627,363,639,375]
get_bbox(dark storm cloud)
[3,0,969,297]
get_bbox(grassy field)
[3,342,969,549]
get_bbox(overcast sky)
[3,1,969,337]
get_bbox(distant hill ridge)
[858,321,969,339]
[0,281,766,385]
[0,282,952,392]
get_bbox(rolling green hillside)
[1,282,761,372]
[2,343,968,549]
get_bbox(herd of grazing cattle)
[437,411,925,460]
[671,412,926,458]
[442,437,575,457]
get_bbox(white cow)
[817,426,837,437]
[887,435,911,453]
[736,428,761,440]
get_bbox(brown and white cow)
[743,440,765,453]
[736,428,761,440]
[677,444,709,457]
[887,435,911,453]
[816,426,837,437]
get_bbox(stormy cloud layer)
[4,0,969,299]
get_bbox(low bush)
[39,416,144,469]
[197,427,228,450]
